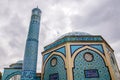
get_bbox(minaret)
[21,7,41,80]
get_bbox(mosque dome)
[44,32,92,51]
[58,32,91,39]
[16,60,23,64]
[9,60,23,69]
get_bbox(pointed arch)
[42,52,67,80]
[72,46,108,67]
[43,52,66,73]
[5,71,21,80]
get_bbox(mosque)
[2,7,120,80]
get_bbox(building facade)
[41,32,120,80]
[2,60,41,80]
[2,60,23,80]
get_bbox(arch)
[72,46,111,80]
[72,46,108,67]
[5,71,21,80]
[42,52,67,80]
[43,51,66,72]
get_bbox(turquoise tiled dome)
[58,32,91,39]
[63,32,90,36]
[16,60,23,64]
[9,60,23,69]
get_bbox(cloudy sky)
[0,0,120,73]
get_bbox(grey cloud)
[0,46,7,57]
[71,0,119,27]
[87,0,120,27]
[1,14,27,49]
[0,46,15,70]
[2,14,26,37]
[0,0,120,73]
[0,7,10,19]
[0,13,26,69]
[70,0,120,42]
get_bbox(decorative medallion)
[84,52,93,62]
[51,58,57,67]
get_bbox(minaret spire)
[21,7,42,80]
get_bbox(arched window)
[9,75,21,80]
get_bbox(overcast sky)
[0,0,120,73]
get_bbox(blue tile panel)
[55,47,66,56]
[44,36,103,51]
[43,47,66,62]
[44,53,51,62]
[70,45,83,54]
[73,49,110,80]
[21,7,41,80]
[90,44,104,54]
[70,44,104,55]
[21,70,36,79]
[43,55,67,80]
[2,69,21,80]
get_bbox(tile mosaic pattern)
[2,69,21,80]
[55,47,66,56]
[73,49,110,80]
[44,36,103,51]
[21,7,41,80]
[43,53,51,62]
[89,44,104,54]
[70,45,83,54]
[70,44,104,55]
[43,47,66,62]
[44,55,67,80]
